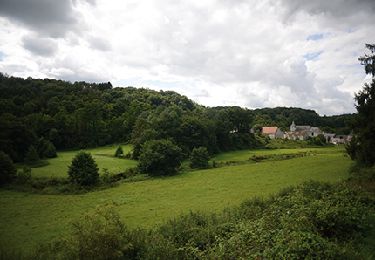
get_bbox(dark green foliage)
[68,152,99,186]
[0,113,37,162]
[0,74,354,162]
[101,168,115,185]
[308,134,327,146]
[37,138,57,158]
[349,44,375,166]
[189,147,210,169]
[25,145,40,164]
[138,139,182,176]
[0,151,16,184]
[33,205,129,260]
[346,135,358,160]
[114,146,124,158]
[35,181,374,259]
[358,44,375,77]
[16,167,31,184]
[43,141,57,158]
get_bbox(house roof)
[310,127,321,132]
[295,126,311,131]
[262,127,278,134]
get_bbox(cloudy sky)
[0,0,374,115]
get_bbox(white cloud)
[0,0,374,115]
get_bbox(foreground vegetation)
[0,147,350,255]
[32,179,374,259]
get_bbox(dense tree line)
[0,73,353,163]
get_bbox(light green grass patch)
[0,147,351,253]
[18,144,137,179]
[211,146,343,162]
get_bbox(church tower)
[290,121,296,132]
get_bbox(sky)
[0,0,374,115]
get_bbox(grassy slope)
[18,144,137,178]
[211,146,341,162]
[0,147,350,253]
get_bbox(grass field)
[211,146,342,162]
[18,144,137,179]
[0,146,351,254]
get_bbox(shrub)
[101,168,114,185]
[190,147,210,169]
[0,151,16,185]
[114,146,124,158]
[68,152,99,186]
[33,205,130,260]
[138,139,182,176]
[25,145,40,164]
[43,141,57,158]
[17,167,32,184]
[308,134,326,146]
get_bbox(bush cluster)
[138,139,182,176]
[189,147,210,169]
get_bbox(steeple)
[290,121,296,132]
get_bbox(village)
[260,121,352,145]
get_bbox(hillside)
[0,73,354,163]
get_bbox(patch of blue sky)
[306,33,324,41]
[0,51,5,61]
[303,51,323,61]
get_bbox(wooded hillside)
[0,73,354,162]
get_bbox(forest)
[0,73,354,163]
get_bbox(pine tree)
[114,146,124,158]
[68,152,99,186]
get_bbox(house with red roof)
[261,127,284,139]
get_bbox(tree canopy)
[347,44,375,166]
[138,139,182,176]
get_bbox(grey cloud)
[22,34,57,56]
[46,54,108,83]
[281,0,375,17]
[0,0,94,37]
[88,36,112,51]
[49,68,107,83]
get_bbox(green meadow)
[211,146,342,162]
[18,144,137,179]
[0,146,351,253]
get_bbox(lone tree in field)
[0,151,16,185]
[114,146,124,158]
[68,152,99,186]
[190,147,210,169]
[138,139,182,176]
[347,44,375,166]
